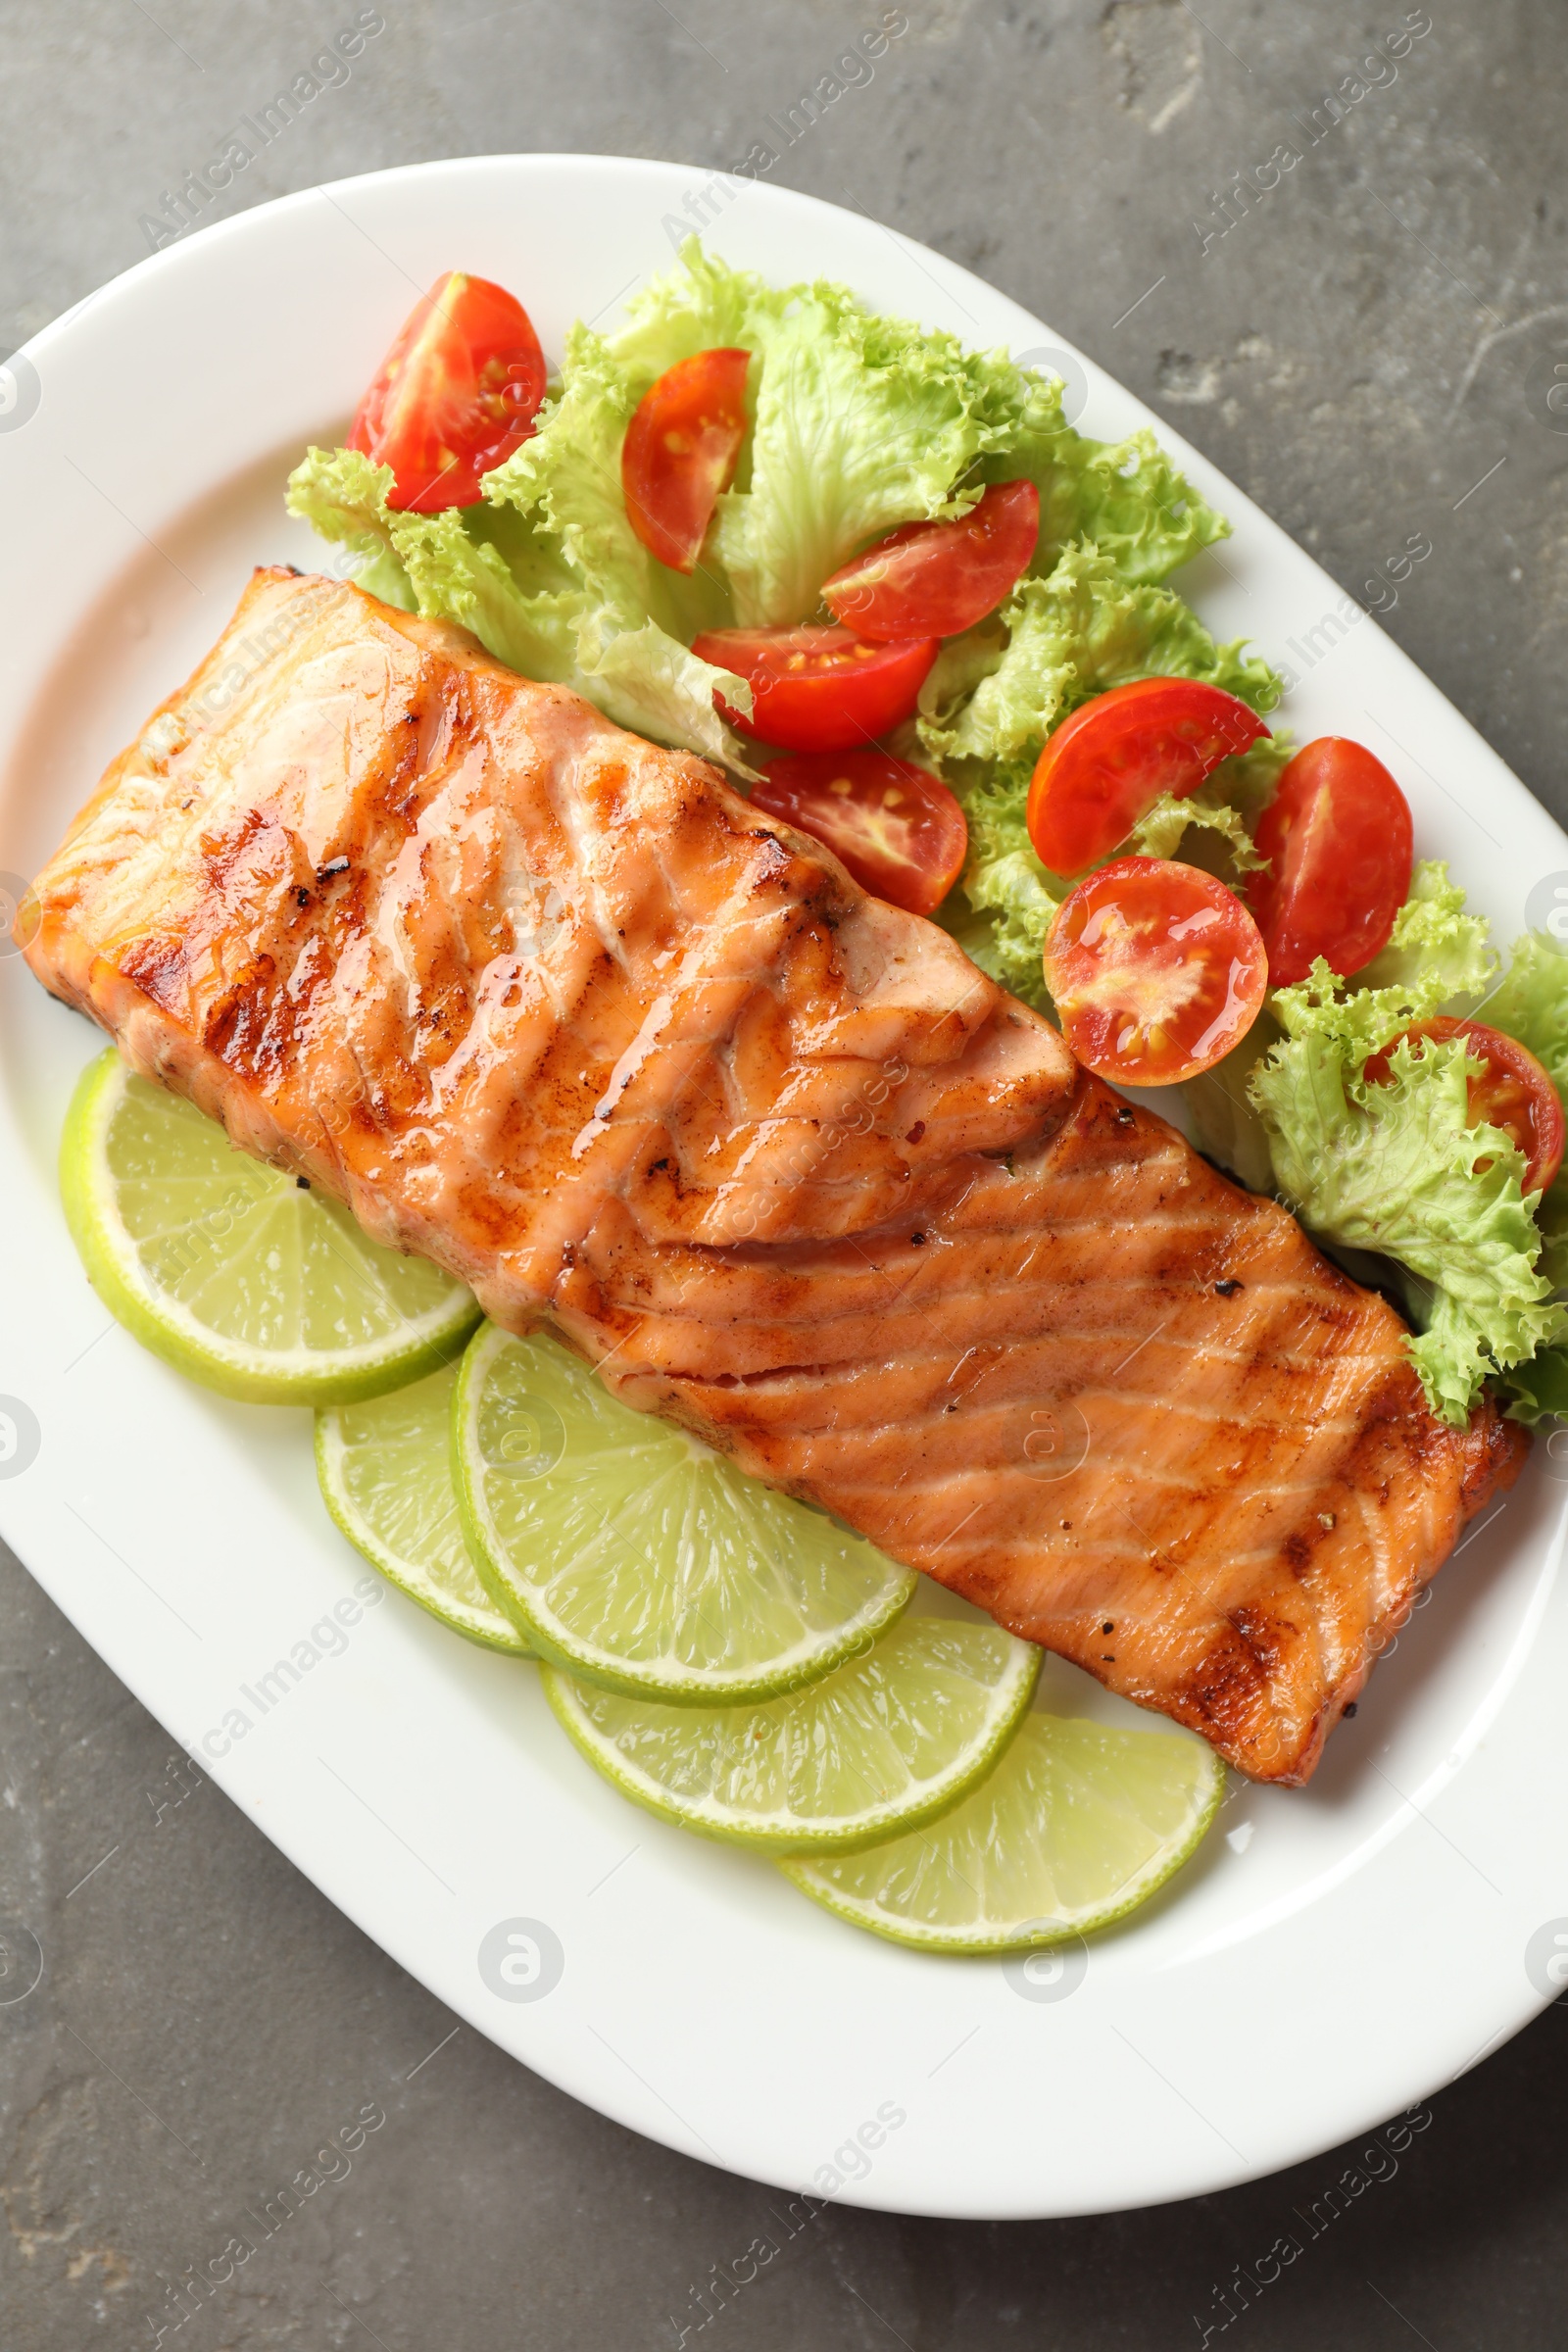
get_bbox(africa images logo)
[1525,1919,1568,1999]
[1524,872,1568,944]
[0,1396,41,1480]
[477,1918,564,2003]
[0,351,41,434]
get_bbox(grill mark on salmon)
[24,568,1527,1782]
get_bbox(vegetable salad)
[287,241,1568,1430]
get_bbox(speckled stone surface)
[3,3,1568,2344]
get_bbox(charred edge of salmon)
[1194,1387,1531,1786]
[1053,1081,1538,1785]
[1458,1396,1532,1517]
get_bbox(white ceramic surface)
[1,155,1564,2220]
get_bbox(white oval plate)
[1,156,1564,2221]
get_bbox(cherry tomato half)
[348,271,547,511]
[621,347,751,574]
[1249,738,1413,987]
[1363,1017,1566,1195]
[1043,857,1268,1086]
[1026,678,1268,879]
[750,751,967,918]
[821,480,1041,641]
[691,625,939,755]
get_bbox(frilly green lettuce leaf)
[919,583,1074,771]
[1250,952,1566,1422]
[710,287,1030,628]
[571,612,752,768]
[1496,1344,1568,1424]
[389,509,581,679]
[1064,430,1230,582]
[983,402,1230,585]
[918,546,1280,773]
[1481,927,1568,1304]
[1535,1197,1568,1299]
[284,446,416,610]
[1483,928,1568,1090]
[610,241,1226,625]
[606,239,791,379]
[916,549,1284,1002]
[1353,858,1497,1006]
[486,322,749,760]
[947,776,1276,1015]
[918,613,1009,720]
[1172,864,1494,1204]
[1257,863,1497,1052]
[601,237,1019,624]
[483,323,732,641]
[1129,789,1266,871]
[944,774,1063,1004]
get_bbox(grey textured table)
[4,4,1567,2345]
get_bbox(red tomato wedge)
[821,480,1041,641]
[750,751,967,918]
[1249,738,1413,987]
[1043,857,1268,1086]
[1363,1017,1566,1195]
[348,271,547,511]
[621,347,751,573]
[691,625,939,754]
[1026,678,1268,879]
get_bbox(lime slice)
[453,1322,916,1703]
[541,1619,1039,1852]
[316,1361,529,1654]
[61,1051,479,1402]
[781,1713,1224,1952]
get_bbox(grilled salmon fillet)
[25,568,1525,1782]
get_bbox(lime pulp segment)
[454,1322,917,1704]
[60,1051,480,1402]
[781,1712,1225,1952]
[316,1359,530,1654]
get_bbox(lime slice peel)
[454,1321,916,1704]
[61,1052,479,1402]
[781,1712,1225,1953]
[542,1617,1041,1852]
[316,1359,529,1655]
